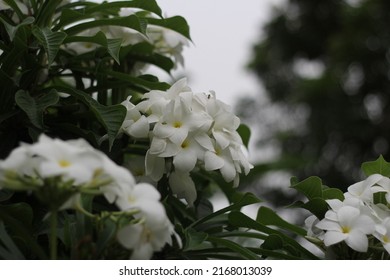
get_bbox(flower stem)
[50,210,58,260]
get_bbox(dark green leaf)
[64,31,122,64]
[207,236,260,260]
[301,198,329,219]
[0,222,25,260]
[0,16,34,40]
[228,211,318,259]
[256,206,307,236]
[291,176,323,200]
[32,27,67,66]
[261,234,284,250]
[184,228,208,251]
[147,16,192,41]
[15,89,59,129]
[85,0,163,18]
[323,188,344,201]
[64,15,147,36]
[55,86,126,150]
[361,155,390,177]
[237,123,251,148]
[190,192,261,228]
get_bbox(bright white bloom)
[316,205,375,252]
[28,134,103,185]
[374,217,390,254]
[168,171,197,206]
[120,96,149,138]
[345,174,387,203]
[117,216,175,259]
[121,78,253,205]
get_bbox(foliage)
[241,0,390,189]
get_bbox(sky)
[156,0,286,106]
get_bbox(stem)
[50,210,58,260]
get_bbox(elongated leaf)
[0,16,34,40]
[147,16,192,41]
[207,236,260,260]
[190,192,261,228]
[85,0,163,18]
[32,27,67,66]
[361,155,390,177]
[65,31,122,64]
[55,86,126,150]
[228,211,319,259]
[256,206,307,236]
[0,222,25,260]
[64,15,147,36]
[15,90,59,129]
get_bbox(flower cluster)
[120,78,253,205]
[306,174,390,254]
[0,134,176,259]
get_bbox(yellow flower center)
[341,226,350,234]
[181,139,189,149]
[383,235,389,243]
[58,159,71,168]
[173,121,182,128]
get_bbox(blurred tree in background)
[238,0,390,200]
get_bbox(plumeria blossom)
[120,78,253,205]
[316,205,375,252]
[0,134,135,209]
[306,173,390,255]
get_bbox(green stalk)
[50,210,58,260]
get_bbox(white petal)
[345,231,369,252]
[204,151,225,171]
[169,171,197,206]
[145,151,165,181]
[173,149,197,172]
[323,231,347,246]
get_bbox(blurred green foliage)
[240,0,390,191]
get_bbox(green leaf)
[301,198,329,219]
[55,86,126,150]
[0,222,25,260]
[190,192,261,228]
[237,124,251,148]
[261,234,284,250]
[15,90,59,129]
[0,16,34,41]
[207,236,260,260]
[64,15,147,36]
[32,26,67,66]
[184,228,208,251]
[361,155,390,177]
[291,176,323,200]
[323,188,344,201]
[147,16,192,41]
[256,206,307,236]
[85,0,163,18]
[228,211,319,259]
[65,31,122,64]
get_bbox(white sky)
[156,0,285,106]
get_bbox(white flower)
[316,205,375,252]
[117,217,174,259]
[374,217,390,254]
[169,171,197,206]
[121,96,150,138]
[28,134,103,185]
[115,182,166,222]
[345,174,386,203]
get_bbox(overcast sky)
[156,0,285,106]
